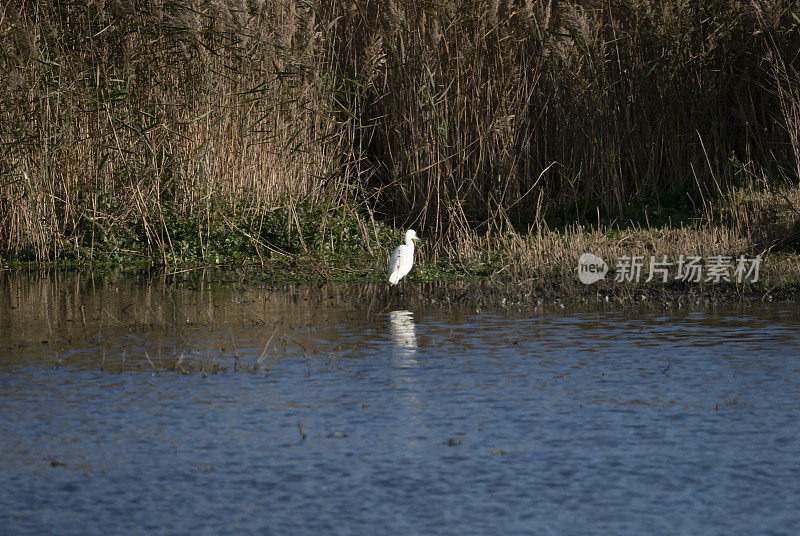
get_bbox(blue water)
[1,276,799,535]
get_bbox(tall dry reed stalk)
[1,0,345,263]
[1,1,799,264]
[328,1,800,232]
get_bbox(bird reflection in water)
[388,309,417,365]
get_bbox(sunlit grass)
[0,1,798,291]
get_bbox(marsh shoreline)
[3,263,797,311]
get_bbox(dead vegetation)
[1,1,799,286]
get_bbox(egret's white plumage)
[388,229,420,285]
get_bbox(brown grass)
[1,1,799,270]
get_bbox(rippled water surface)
[1,271,799,535]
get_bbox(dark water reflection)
[1,270,799,535]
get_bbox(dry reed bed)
[1,1,799,274]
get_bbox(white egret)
[388,229,420,285]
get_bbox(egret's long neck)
[406,236,415,248]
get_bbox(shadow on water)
[1,269,799,535]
